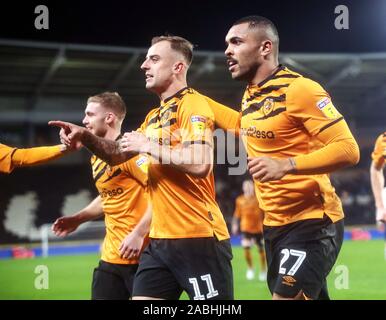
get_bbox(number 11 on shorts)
[189,274,219,300]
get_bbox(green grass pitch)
[0,240,385,300]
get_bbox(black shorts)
[92,260,138,300]
[133,237,234,300]
[263,215,344,300]
[242,232,264,249]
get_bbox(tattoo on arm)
[82,131,126,165]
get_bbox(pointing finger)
[48,120,70,129]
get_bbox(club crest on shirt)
[262,98,275,116]
[316,97,339,119]
[106,165,113,176]
[190,115,206,135]
[160,109,172,125]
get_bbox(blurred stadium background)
[0,38,385,299]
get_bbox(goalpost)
[40,221,106,257]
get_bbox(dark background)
[1,0,385,52]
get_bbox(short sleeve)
[177,93,215,147]
[286,77,343,136]
[119,154,149,188]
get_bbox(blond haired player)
[49,37,233,300]
[52,92,150,299]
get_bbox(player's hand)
[247,157,294,182]
[376,207,386,223]
[49,120,85,150]
[59,128,83,151]
[119,131,150,154]
[119,232,145,260]
[52,216,81,237]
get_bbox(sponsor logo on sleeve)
[136,156,149,174]
[316,97,339,119]
[190,115,207,135]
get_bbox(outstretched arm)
[49,120,135,166]
[0,143,71,174]
[52,196,104,237]
[205,96,240,135]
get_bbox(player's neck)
[159,79,188,102]
[249,61,280,86]
[103,128,121,141]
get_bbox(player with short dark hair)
[210,15,360,300]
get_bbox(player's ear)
[105,112,115,124]
[260,40,273,57]
[173,61,184,73]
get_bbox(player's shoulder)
[143,107,160,124]
[236,195,245,202]
[178,88,214,119]
[287,75,323,95]
[281,66,302,78]
[0,143,14,150]
[286,75,330,111]
[179,88,209,106]
[0,143,12,150]
[375,132,386,144]
[146,107,159,118]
